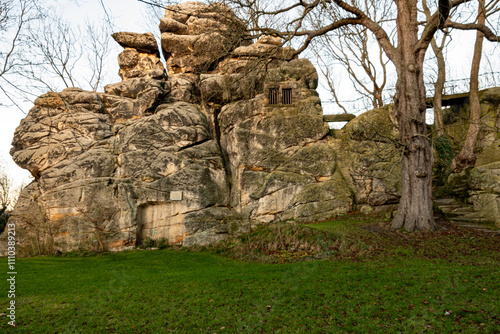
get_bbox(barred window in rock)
[282,88,292,105]
[269,88,279,104]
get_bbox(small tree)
[0,0,41,108]
[1,1,113,108]
[309,4,392,112]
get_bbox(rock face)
[440,88,500,227]
[112,32,167,81]
[4,2,403,255]
[470,141,500,227]
[160,2,249,75]
[442,88,500,152]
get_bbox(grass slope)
[1,213,499,333]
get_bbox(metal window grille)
[269,88,279,104]
[282,88,292,104]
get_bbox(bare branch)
[444,20,500,41]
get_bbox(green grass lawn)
[2,214,499,333]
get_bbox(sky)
[1,0,499,190]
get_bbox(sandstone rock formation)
[160,2,249,75]
[470,139,500,227]
[112,32,167,81]
[3,2,403,255]
[441,88,500,152]
[468,88,500,226]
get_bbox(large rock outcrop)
[3,2,403,255]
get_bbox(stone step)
[449,207,476,215]
[451,217,488,224]
[435,198,500,233]
[462,211,491,219]
[434,198,457,205]
[453,224,500,234]
[439,207,476,217]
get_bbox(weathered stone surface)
[167,73,200,103]
[282,170,353,221]
[118,48,139,68]
[161,32,230,74]
[216,72,347,223]
[112,32,159,54]
[116,49,166,81]
[470,140,500,226]
[200,72,264,104]
[475,139,500,167]
[440,88,500,227]
[104,77,165,99]
[441,87,500,151]
[159,17,188,34]
[258,35,282,46]
[333,106,402,207]
[343,104,398,142]
[10,89,111,178]
[164,2,245,29]
[323,113,356,122]
[160,2,248,74]
[183,207,245,246]
[7,82,238,254]
[102,78,167,123]
[112,32,166,81]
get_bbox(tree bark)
[431,37,447,136]
[391,0,436,231]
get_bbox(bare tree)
[0,157,19,213]
[309,2,392,112]
[18,205,54,256]
[16,12,113,93]
[0,0,41,108]
[0,172,12,212]
[222,0,500,231]
[1,1,113,108]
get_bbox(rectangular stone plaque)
[170,191,183,201]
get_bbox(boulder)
[342,104,398,142]
[332,104,402,207]
[257,35,282,46]
[112,32,159,54]
[112,32,166,81]
[160,2,249,74]
[470,139,500,226]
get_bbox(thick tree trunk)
[391,71,436,231]
[391,0,435,231]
